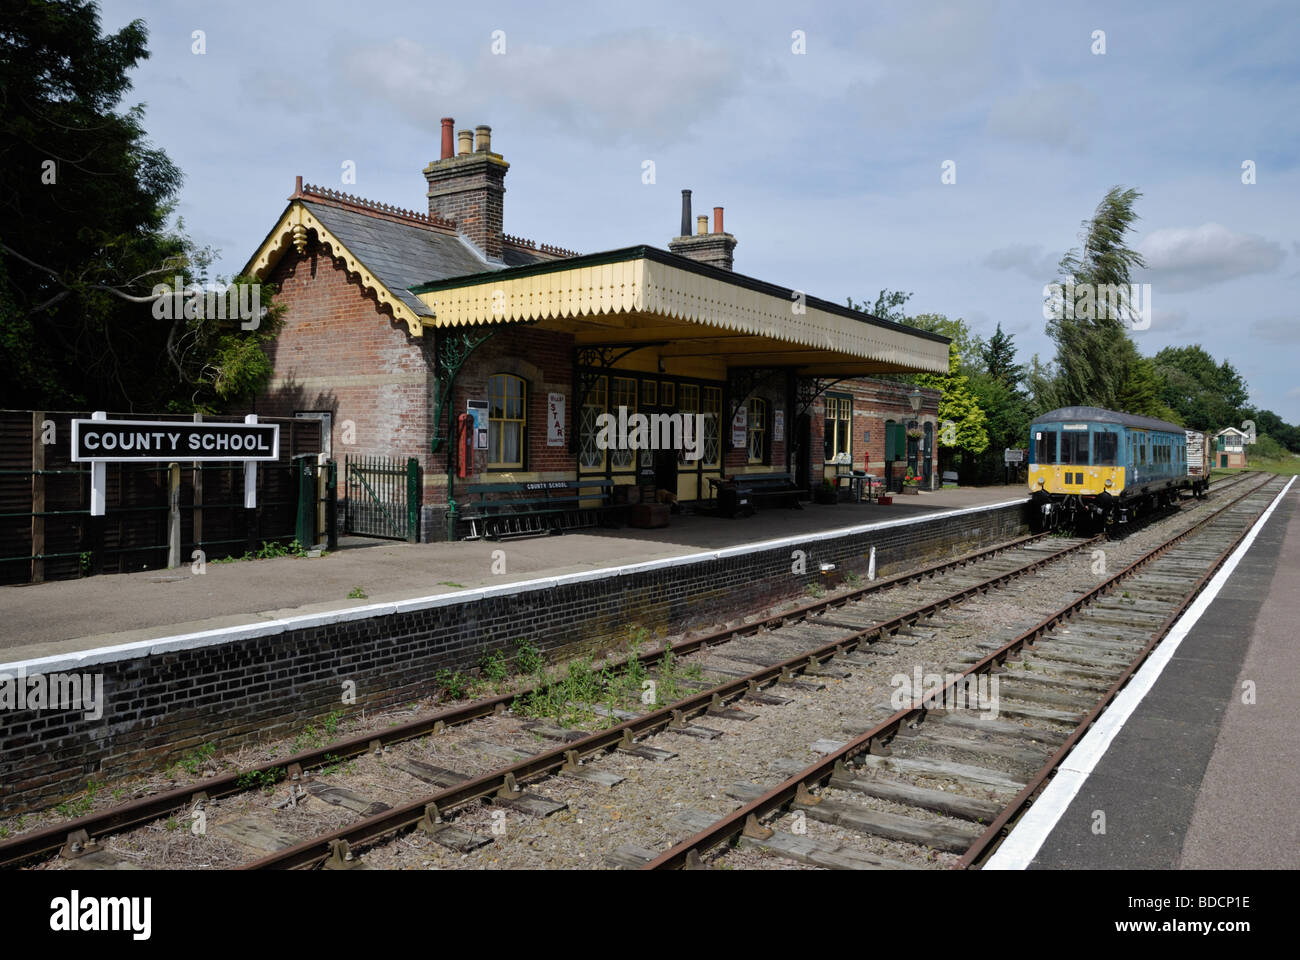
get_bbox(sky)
[99,0,1300,422]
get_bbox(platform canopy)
[412,246,949,378]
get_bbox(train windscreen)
[1035,431,1057,464]
[1059,431,1089,465]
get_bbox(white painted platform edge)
[984,475,1296,870]
[2,496,1026,675]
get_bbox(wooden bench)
[941,470,958,488]
[714,472,803,517]
[461,479,617,540]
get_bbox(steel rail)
[0,475,1248,868]
[957,475,1291,868]
[239,527,1118,869]
[643,472,1278,869]
[0,519,1056,867]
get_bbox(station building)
[243,121,949,539]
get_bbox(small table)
[834,472,882,503]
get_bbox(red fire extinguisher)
[456,413,474,478]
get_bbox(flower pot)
[901,485,919,495]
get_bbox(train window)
[1035,431,1057,464]
[1060,432,1089,465]
[1093,431,1118,466]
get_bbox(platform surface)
[1,485,1021,663]
[1026,481,1299,870]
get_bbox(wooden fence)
[0,410,323,585]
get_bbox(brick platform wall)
[0,500,1027,813]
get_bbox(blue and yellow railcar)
[1027,406,1208,531]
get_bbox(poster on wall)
[467,400,489,450]
[773,409,785,443]
[731,405,748,448]
[547,393,566,446]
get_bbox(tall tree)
[0,0,279,411]
[914,342,989,468]
[980,322,1019,386]
[1044,186,1168,417]
[1153,345,1249,431]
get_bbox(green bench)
[461,479,618,540]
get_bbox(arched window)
[487,374,526,469]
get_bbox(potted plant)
[814,479,838,505]
[901,473,922,494]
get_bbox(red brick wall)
[451,326,576,479]
[725,380,788,474]
[254,236,435,479]
[807,379,941,487]
[254,238,583,511]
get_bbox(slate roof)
[301,199,560,318]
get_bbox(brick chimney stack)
[668,192,737,270]
[423,120,508,260]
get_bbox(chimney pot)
[440,118,455,160]
[680,189,692,238]
[429,123,509,260]
[713,206,724,234]
[696,215,708,236]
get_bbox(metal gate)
[344,455,419,541]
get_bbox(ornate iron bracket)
[725,367,787,450]
[795,377,850,417]
[569,342,668,454]
[430,326,498,453]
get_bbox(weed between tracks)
[430,630,705,729]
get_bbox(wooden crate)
[628,502,670,528]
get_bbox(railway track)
[0,473,1263,870]
[647,471,1286,869]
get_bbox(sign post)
[1004,447,1025,485]
[88,411,108,516]
[72,415,281,564]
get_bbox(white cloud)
[1139,223,1285,292]
[337,32,748,148]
